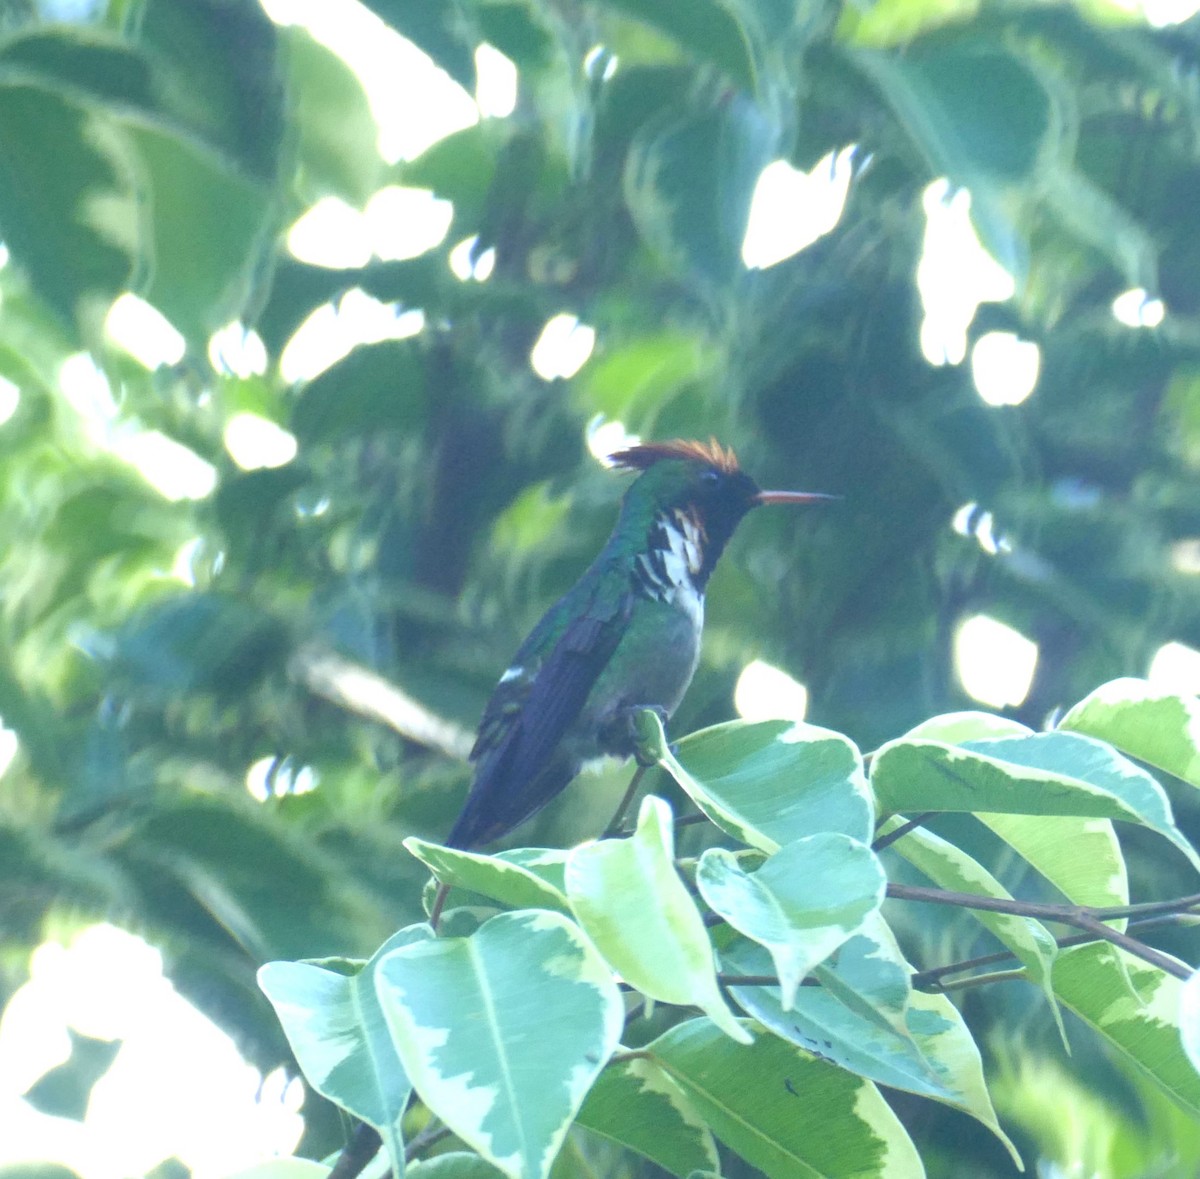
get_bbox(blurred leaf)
[565,796,749,1044]
[23,1029,121,1121]
[600,0,757,91]
[376,910,623,1179]
[0,81,135,325]
[284,27,383,206]
[625,93,776,290]
[292,340,427,445]
[124,120,274,339]
[362,0,478,92]
[110,592,289,696]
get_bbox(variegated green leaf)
[696,834,885,1008]
[1061,677,1200,791]
[575,1055,720,1177]
[647,1018,926,1177]
[872,731,1200,871]
[641,711,872,850]
[258,925,432,1175]
[1181,970,1200,1077]
[565,795,749,1043]
[405,837,569,914]
[1054,943,1200,1116]
[375,911,622,1179]
[723,930,1018,1162]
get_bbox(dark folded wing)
[446,580,633,847]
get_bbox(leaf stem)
[603,764,647,839]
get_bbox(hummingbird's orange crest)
[608,437,741,474]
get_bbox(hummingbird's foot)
[599,704,670,766]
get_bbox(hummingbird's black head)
[609,439,828,586]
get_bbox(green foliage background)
[2,0,1200,1174]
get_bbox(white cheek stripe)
[498,665,524,684]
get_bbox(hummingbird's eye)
[700,469,720,485]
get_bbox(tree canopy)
[2,0,1200,1176]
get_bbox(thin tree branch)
[888,883,1195,980]
[872,812,938,852]
[292,643,473,760]
[405,1122,453,1163]
[328,1123,380,1179]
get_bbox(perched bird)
[445,439,829,850]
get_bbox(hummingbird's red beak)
[755,490,838,505]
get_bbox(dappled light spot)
[262,0,477,163]
[115,432,218,501]
[1112,287,1165,328]
[0,924,303,1175]
[742,149,855,270]
[952,503,1010,555]
[734,659,808,722]
[224,413,298,471]
[955,614,1038,708]
[583,44,619,81]
[287,196,372,268]
[208,322,268,379]
[1148,641,1200,694]
[59,352,118,428]
[587,416,640,465]
[365,186,453,261]
[0,375,18,426]
[971,331,1039,406]
[105,293,186,369]
[246,756,319,802]
[450,235,496,281]
[280,293,425,383]
[918,181,1014,366]
[476,43,518,118]
[531,313,595,380]
[0,720,16,778]
[1171,539,1200,574]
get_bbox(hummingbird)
[444,438,829,850]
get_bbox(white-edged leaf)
[641,710,872,850]
[872,731,1200,872]
[258,925,432,1175]
[407,1155,507,1177]
[565,795,749,1043]
[575,1056,720,1176]
[1061,677,1200,791]
[647,1018,926,1178]
[696,834,885,1008]
[878,815,1064,1042]
[980,813,1129,912]
[1181,970,1200,1077]
[375,910,622,1179]
[723,934,1019,1162]
[405,837,569,913]
[1054,943,1200,1116]
[903,711,1031,743]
